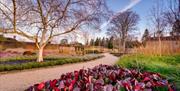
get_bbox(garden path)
[0,53,118,91]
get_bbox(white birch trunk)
[37,46,44,62]
[122,40,126,53]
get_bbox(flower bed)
[0,54,104,72]
[26,65,175,91]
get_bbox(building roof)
[147,36,180,41]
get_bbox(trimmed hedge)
[0,55,104,72]
[110,53,124,57]
[85,50,103,54]
[0,55,61,62]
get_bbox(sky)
[100,0,156,40]
[2,0,161,43]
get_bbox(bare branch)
[0,1,13,13]
[0,8,13,23]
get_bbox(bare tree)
[172,19,180,36]
[107,10,139,53]
[164,0,180,27]
[149,0,167,56]
[0,0,109,62]
[163,0,180,36]
[81,30,90,46]
[0,0,34,39]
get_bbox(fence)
[134,39,180,55]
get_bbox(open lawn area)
[116,54,180,90]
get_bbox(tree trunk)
[37,46,45,62]
[122,33,126,54]
[158,36,162,56]
[118,39,121,52]
[122,40,126,53]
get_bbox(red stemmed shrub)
[26,65,175,91]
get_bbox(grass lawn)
[0,54,104,72]
[116,54,180,90]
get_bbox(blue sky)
[102,0,156,40]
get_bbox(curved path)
[0,53,118,91]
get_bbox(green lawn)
[116,54,180,90]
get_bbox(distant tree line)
[88,36,114,49]
[88,36,141,49]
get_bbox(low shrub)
[26,65,175,91]
[85,50,102,54]
[110,52,124,57]
[23,51,36,56]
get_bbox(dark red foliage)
[37,82,45,90]
[26,65,175,91]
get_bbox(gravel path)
[0,53,118,91]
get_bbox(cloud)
[102,0,141,28]
[111,0,141,20]
[120,0,141,12]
